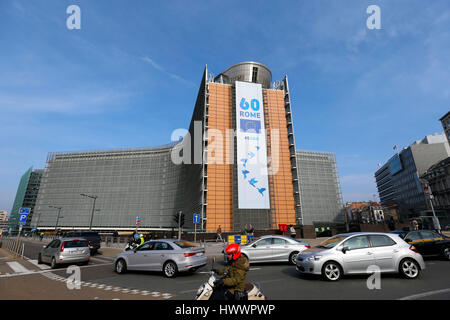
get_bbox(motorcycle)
[124,241,138,251]
[195,258,266,300]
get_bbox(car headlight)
[196,284,205,296]
[306,255,322,262]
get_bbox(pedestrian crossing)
[0,258,174,299]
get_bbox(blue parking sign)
[18,208,30,226]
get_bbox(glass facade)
[32,146,184,230]
[295,151,344,225]
[9,167,42,233]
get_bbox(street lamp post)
[49,206,63,236]
[419,179,441,233]
[80,194,98,230]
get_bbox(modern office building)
[375,133,450,221]
[420,157,450,226]
[32,144,183,231]
[440,111,450,144]
[32,62,344,233]
[296,150,344,226]
[8,167,43,233]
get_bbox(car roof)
[57,237,90,242]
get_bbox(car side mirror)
[342,246,349,254]
[252,244,257,248]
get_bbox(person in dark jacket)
[212,243,250,300]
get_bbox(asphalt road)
[4,239,450,300]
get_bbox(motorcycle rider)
[212,243,249,300]
[137,234,145,247]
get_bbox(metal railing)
[0,238,26,259]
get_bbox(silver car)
[38,238,90,269]
[295,232,426,281]
[226,235,310,265]
[114,239,207,278]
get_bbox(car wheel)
[322,261,342,281]
[399,259,420,279]
[442,247,450,261]
[163,261,178,278]
[37,254,42,264]
[115,259,127,274]
[50,257,58,269]
[289,252,299,265]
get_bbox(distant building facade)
[296,150,344,226]
[375,133,450,222]
[8,167,43,233]
[344,202,385,224]
[420,157,450,226]
[440,111,450,144]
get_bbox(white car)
[226,235,311,265]
[295,232,426,281]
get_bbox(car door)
[341,235,374,274]
[152,241,175,271]
[246,238,273,262]
[127,242,154,270]
[271,238,291,261]
[368,235,397,272]
[419,231,441,256]
[42,240,57,262]
[49,240,61,260]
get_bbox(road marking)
[399,288,450,300]
[28,259,51,270]
[6,262,31,274]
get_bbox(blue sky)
[1,0,449,213]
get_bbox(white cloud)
[141,56,196,87]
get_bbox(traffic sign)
[19,208,31,214]
[18,208,30,226]
[193,213,200,224]
[136,216,141,226]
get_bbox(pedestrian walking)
[216,225,223,242]
[388,217,396,231]
[289,225,296,239]
[39,232,44,241]
[248,224,254,236]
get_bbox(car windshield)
[174,241,197,248]
[317,235,350,249]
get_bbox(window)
[47,240,57,248]
[255,238,273,246]
[273,238,288,245]
[405,231,422,241]
[137,242,154,251]
[343,236,370,250]
[252,67,258,83]
[369,235,396,247]
[420,231,438,240]
[52,240,61,248]
[154,242,173,250]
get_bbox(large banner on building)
[235,81,270,209]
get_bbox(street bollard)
[21,243,25,259]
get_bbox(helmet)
[225,243,241,261]
[140,234,143,237]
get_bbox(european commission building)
[32,62,344,233]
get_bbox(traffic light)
[173,211,185,228]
